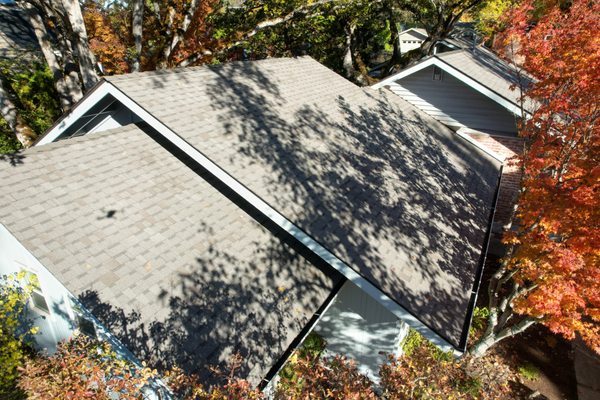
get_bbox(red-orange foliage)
[84,3,129,75]
[275,354,376,400]
[18,335,154,399]
[82,0,220,73]
[498,0,599,352]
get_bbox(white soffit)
[35,80,461,355]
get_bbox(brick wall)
[466,133,525,231]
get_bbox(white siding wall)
[0,224,75,353]
[389,66,519,135]
[399,37,424,54]
[88,104,140,134]
[313,281,409,382]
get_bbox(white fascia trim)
[372,58,437,89]
[372,57,527,118]
[399,28,428,38]
[103,82,460,354]
[36,83,114,146]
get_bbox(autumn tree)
[471,0,600,356]
[81,0,220,73]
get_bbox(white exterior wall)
[313,281,409,382]
[388,65,519,135]
[0,224,76,353]
[399,33,424,54]
[87,104,140,134]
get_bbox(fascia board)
[36,82,113,146]
[372,57,528,119]
[372,58,437,89]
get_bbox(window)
[77,315,97,338]
[432,65,443,81]
[25,272,50,313]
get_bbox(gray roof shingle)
[0,124,340,384]
[436,47,535,112]
[105,56,502,347]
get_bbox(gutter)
[457,163,503,351]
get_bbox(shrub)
[0,272,36,400]
[517,362,540,381]
[381,330,482,399]
[18,335,155,399]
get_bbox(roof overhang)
[35,79,498,355]
[372,56,529,118]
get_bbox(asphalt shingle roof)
[436,47,535,112]
[106,57,502,347]
[0,124,340,384]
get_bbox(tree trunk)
[62,0,98,89]
[383,0,401,76]
[470,316,537,357]
[25,3,82,110]
[342,22,357,79]
[132,0,144,72]
[0,76,37,147]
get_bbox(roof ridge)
[105,56,315,82]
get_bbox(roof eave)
[34,79,110,146]
[372,54,529,118]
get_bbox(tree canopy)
[472,0,600,356]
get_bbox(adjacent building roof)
[375,46,535,115]
[399,28,428,40]
[0,124,341,384]
[97,56,502,348]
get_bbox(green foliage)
[0,118,22,154]
[298,331,326,358]
[472,0,516,39]
[278,332,327,392]
[212,0,394,81]
[401,328,423,355]
[517,361,540,381]
[2,62,61,135]
[402,328,453,361]
[0,272,36,400]
[0,60,61,144]
[470,306,490,337]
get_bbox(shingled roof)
[375,46,536,115]
[97,57,501,348]
[436,47,534,110]
[0,124,341,384]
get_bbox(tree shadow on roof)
[177,60,503,348]
[0,151,25,166]
[78,224,338,387]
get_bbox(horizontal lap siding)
[389,66,518,135]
